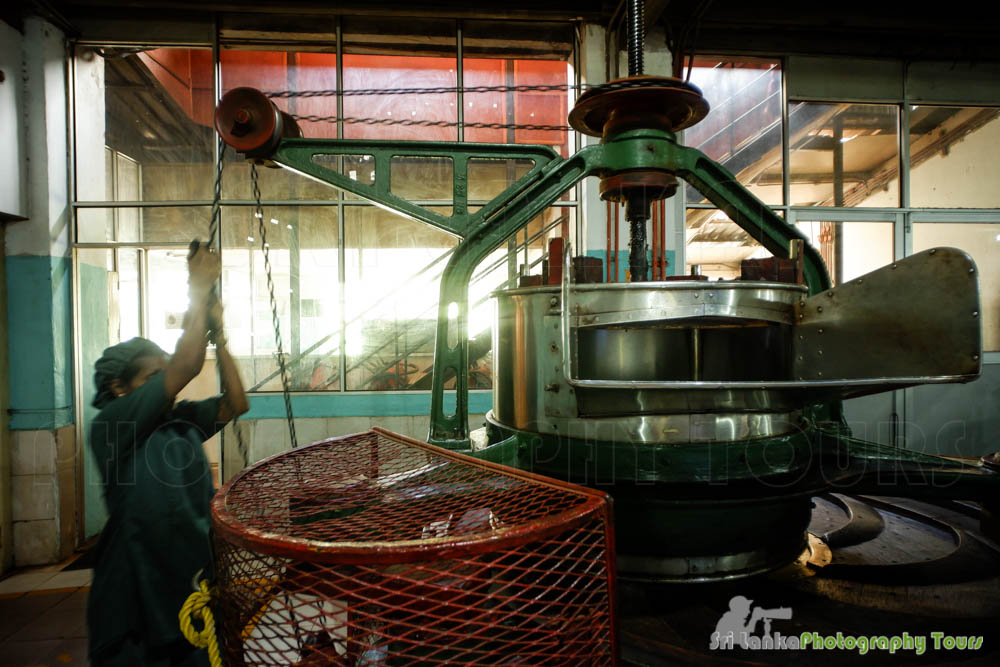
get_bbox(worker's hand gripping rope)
[180,579,223,667]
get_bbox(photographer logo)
[709,595,798,650]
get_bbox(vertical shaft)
[627,0,645,77]
[626,199,648,282]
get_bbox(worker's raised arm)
[210,297,250,422]
[163,245,220,402]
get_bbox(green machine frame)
[273,127,830,449]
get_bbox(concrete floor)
[0,560,92,667]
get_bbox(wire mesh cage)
[211,427,617,666]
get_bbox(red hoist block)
[211,428,618,666]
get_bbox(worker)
[87,244,250,666]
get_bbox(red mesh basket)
[211,428,617,665]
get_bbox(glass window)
[685,57,783,206]
[913,222,1000,351]
[74,46,215,202]
[220,206,340,391]
[795,221,894,284]
[909,106,1000,208]
[788,102,899,207]
[685,209,767,279]
[342,54,457,142]
[343,206,456,391]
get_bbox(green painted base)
[470,420,1000,581]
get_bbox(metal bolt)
[707,292,715,299]
[798,313,804,320]
[856,278,864,284]
[827,291,834,297]
[797,355,803,361]
[694,293,700,299]
[817,371,824,377]
[549,297,558,307]
[817,306,823,313]
[799,300,805,307]
[798,335,804,340]
[973,354,980,361]
[973,311,979,317]
[970,268,976,274]
[818,328,824,334]
[818,350,824,356]
[929,249,937,254]
[892,263,898,269]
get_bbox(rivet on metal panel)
[817,371,824,377]
[798,313,803,320]
[827,291,834,298]
[694,293,700,299]
[818,328,824,334]
[973,311,979,317]
[797,355,803,361]
[817,306,823,313]
[818,350,824,356]
[856,278,864,284]
[549,297,559,307]
[929,249,937,254]
[707,292,715,299]
[974,354,980,361]
[892,264,898,269]
[799,300,805,307]
[798,335,804,340]
[969,268,976,274]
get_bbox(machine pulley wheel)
[569,75,710,138]
[214,87,302,158]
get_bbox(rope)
[179,580,223,667]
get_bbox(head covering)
[92,337,168,409]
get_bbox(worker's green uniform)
[87,371,221,666]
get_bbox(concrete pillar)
[4,16,77,566]
[578,23,681,278]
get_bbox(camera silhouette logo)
[710,595,794,650]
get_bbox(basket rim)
[211,427,613,565]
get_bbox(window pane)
[685,57,783,206]
[686,209,766,279]
[788,102,899,207]
[913,222,1000,351]
[344,206,456,391]
[74,46,214,202]
[146,248,193,353]
[221,206,340,391]
[463,58,572,158]
[220,49,343,201]
[910,106,1000,208]
[342,54,457,142]
[76,206,212,244]
[795,221,893,284]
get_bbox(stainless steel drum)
[491,281,808,444]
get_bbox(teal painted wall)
[244,391,493,420]
[78,262,111,537]
[5,255,73,430]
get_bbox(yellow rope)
[179,579,223,667]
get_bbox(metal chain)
[291,114,571,132]
[251,164,299,450]
[207,139,251,471]
[263,79,663,100]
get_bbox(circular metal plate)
[569,75,710,137]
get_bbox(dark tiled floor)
[0,588,89,666]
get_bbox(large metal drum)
[491,281,809,444]
[487,280,818,581]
